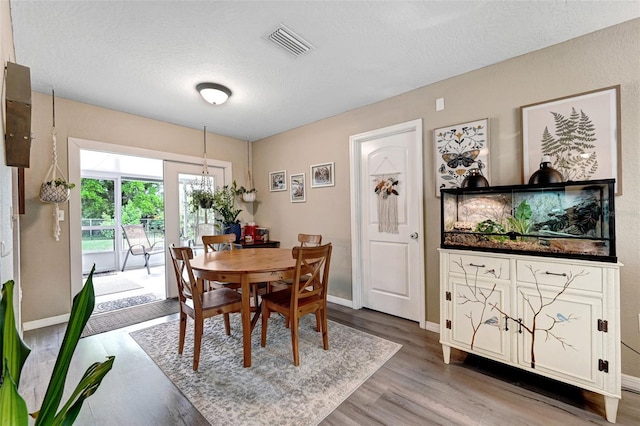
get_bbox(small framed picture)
[290,173,305,203]
[310,162,335,188]
[269,170,287,192]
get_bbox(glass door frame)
[68,138,232,303]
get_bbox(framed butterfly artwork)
[434,118,489,197]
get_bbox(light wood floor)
[20,303,640,425]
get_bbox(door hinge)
[598,359,609,373]
[446,320,452,329]
[597,319,608,332]
[445,291,451,301]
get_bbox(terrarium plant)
[507,200,534,239]
[0,267,114,425]
[474,219,508,242]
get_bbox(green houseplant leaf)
[1,268,115,425]
[33,265,115,425]
[0,280,31,386]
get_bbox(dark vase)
[528,156,563,184]
[224,222,242,242]
[461,168,489,188]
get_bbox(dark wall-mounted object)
[5,62,32,168]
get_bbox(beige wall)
[16,17,640,377]
[21,93,247,321]
[252,19,640,377]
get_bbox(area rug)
[93,293,158,313]
[82,298,179,337]
[92,274,143,297]
[130,314,401,426]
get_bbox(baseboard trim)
[425,321,439,333]
[23,313,70,331]
[622,373,640,392]
[327,295,352,308]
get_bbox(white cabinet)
[440,249,621,423]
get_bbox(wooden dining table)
[189,248,297,367]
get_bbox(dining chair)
[169,244,242,371]
[270,233,323,292]
[121,224,164,274]
[260,243,333,366]
[297,233,322,247]
[202,234,259,308]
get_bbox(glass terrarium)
[440,179,616,262]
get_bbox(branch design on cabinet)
[490,264,587,368]
[453,258,503,350]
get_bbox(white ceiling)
[10,1,640,142]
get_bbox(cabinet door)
[516,283,603,389]
[449,277,510,361]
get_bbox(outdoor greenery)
[81,178,164,242]
[0,269,114,425]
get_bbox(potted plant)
[213,181,243,241]
[39,178,76,204]
[0,267,114,424]
[239,186,257,202]
[189,188,215,212]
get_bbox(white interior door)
[349,119,425,325]
[163,160,226,298]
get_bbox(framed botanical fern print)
[521,85,621,194]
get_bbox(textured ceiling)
[10,1,640,141]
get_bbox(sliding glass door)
[163,160,225,298]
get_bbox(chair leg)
[223,313,231,335]
[321,308,329,350]
[144,252,151,274]
[193,317,203,371]
[260,303,269,347]
[291,316,300,366]
[178,311,187,355]
[314,311,321,332]
[121,250,131,272]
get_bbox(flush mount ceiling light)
[197,82,232,105]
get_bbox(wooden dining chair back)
[270,233,323,293]
[121,224,164,274]
[169,244,242,370]
[200,233,260,308]
[202,233,237,254]
[260,243,333,366]
[298,233,322,247]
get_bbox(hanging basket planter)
[242,191,256,202]
[39,181,71,203]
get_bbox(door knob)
[410,232,419,239]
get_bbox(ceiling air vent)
[265,24,314,57]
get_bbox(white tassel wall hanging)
[39,90,75,240]
[373,174,400,234]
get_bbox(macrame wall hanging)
[39,90,74,241]
[373,173,400,233]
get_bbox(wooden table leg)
[241,274,252,368]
